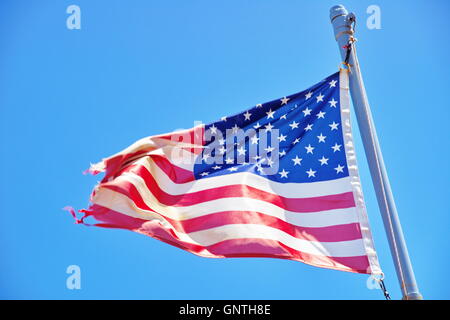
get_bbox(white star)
[317,133,326,143]
[280,114,287,120]
[265,123,274,132]
[292,156,302,166]
[253,122,261,129]
[266,108,275,119]
[306,168,316,178]
[228,167,238,172]
[316,93,324,103]
[329,121,339,131]
[304,123,313,131]
[225,157,234,164]
[332,143,342,152]
[200,172,209,176]
[305,144,315,154]
[329,79,337,88]
[303,107,312,117]
[231,124,240,133]
[212,165,222,170]
[266,158,274,167]
[255,163,264,173]
[305,91,313,100]
[219,138,225,145]
[237,146,246,155]
[256,103,263,108]
[221,116,227,122]
[218,146,226,154]
[335,164,345,173]
[253,155,262,161]
[209,125,217,134]
[329,98,338,108]
[316,111,326,119]
[279,150,286,157]
[279,169,289,178]
[289,121,299,129]
[292,138,301,145]
[318,156,329,166]
[202,153,211,161]
[280,97,290,105]
[251,135,259,145]
[264,146,275,153]
[278,134,287,142]
[243,111,252,121]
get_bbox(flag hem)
[339,68,382,275]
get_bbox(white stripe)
[132,156,353,198]
[182,224,367,257]
[93,176,359,228]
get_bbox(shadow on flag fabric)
[72,69,382,275]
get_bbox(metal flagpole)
[329,5,422,300]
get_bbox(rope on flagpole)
[379,279,391,300]
[372,274,391,300]
[342,14,357,70]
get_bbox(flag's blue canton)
[193,72,348,183]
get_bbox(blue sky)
[0,0,449,299]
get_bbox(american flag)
[77,69,381,275]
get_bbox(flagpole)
[329,5,422,300]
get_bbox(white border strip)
[339,69,382,275]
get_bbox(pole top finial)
[330,5,348,21]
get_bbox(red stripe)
[104,164,356,212]
[113,154,195,184]
[167,211,362,242]
[89,137,199,183]
[101,149,153,181]
[155,126,205,155]
[83,205,370,274]
[149,155,195,183]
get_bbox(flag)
[76,69,381,275]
